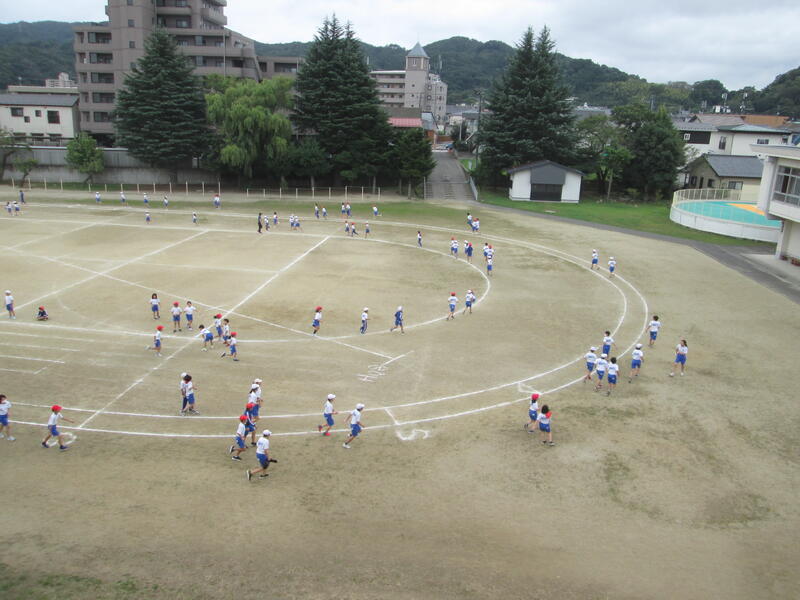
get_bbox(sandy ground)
[0,190,798,599]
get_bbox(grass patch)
[478,189,770,246]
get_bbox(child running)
[312,306,323,335]
[246,430,276,481]
[342,403,365,449]
[537,405,554,446]
[608,256,617,277]
[390,306,404,333]
[41,405,74,451]
[220,332,239,361]
[0,394,16,441]
[145,211,151,224]
[318,393,338,436]
[591,249,599,270]
[606,357,619,396]
[4,290,15,319]
[583,346,597,382]
[229,415,249,460]
[148,325,164,357]
[601,331,616,356]
[463,289,476,315]
[628,343,644,382]
[594,353,608,392]
[524,393,540,433]
[417,231,422,247]
[446,292,458,320]
[450,237,458,258]
[170,301,182,332]
[486,256,493,276]
[248,379,263,422]
[365,222,370,238]
[221,318,231,345]
[670,339,688,377]
[192,212,198,225]
[648,316,662,347]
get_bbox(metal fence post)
[312,187,315,199]
[60,179,63,191]
[345,186,348,200]
[202,181,205,195]
[169,182,172,194]
[328,187,331,199]
[361,186,364,200]
[137,183,140,193]
[185,182,188,195]
[44,178,47,191]
[295,188,298,199]
[153,182,156,193]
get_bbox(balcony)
[201,7,227,25]
[156,5,191,15]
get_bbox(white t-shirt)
[48,412,62,426]
[592,250,598,260]
[4,294,13,305]
[529,400,538,412]
[314,311,322,321]
[585,351,597,364]
[222,324,230,336]
[252,385,262,400]
[595,358,608,372]
[184,305,196,316]
[608,260,617,268]
[361,311,368,322]
[632,349,644,361]
[214,317,222,328]
[248,391,259,405]
[184,381,194,395]
[150,298,160,307]
[486,248,494,258]
[179,380,187,395]
[171,306,181,317]
[677,344,688,355]
[603,336,614,346]
[451,240,458,249]
[154,330,162,342]
[466,292,476,303]
[351,409,362,425]
[449,296,458,307]
[0,400,10,416]
[649,321,662,333]
[323,400,334,415]
[256,437,270,454]
[236,422,246,437]
[536,412,551,426]
[608,363,619,376]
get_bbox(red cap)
[451,292,455,296]
[451,237,455,240]
[215,314,222,318]
[52,405,62,412]
[239,415,248,422]
[39,306,45,310]
[489,245,493,249]
[531,393,540,400]
[246,402,255,409]
[173,301,179,306]
[156,325,164,330]
[315,306,322,311]
[231,332,237,337]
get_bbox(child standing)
[606,357,619,396]
[390,306,404,333]
[170,301,182,332]
[143,192,149,206]
[221,318,231,345]
[360,307,369,334]
[312,306,322,335]
[0,394,16,441]
[148,325,164,357]
[648,316,662,347]
[463,290,476,315]
[537,405,554,446]
[192,212,198,225]
[629,344,644,382]
[184,301,195,330]
[220,332,239,361]
[342,403,365,449]
[373,205,379,218]
[4,290,15,319]
[465,242,473,263]
[486,256,493,276]
[145,211,151,224]
[214,313,223,339]
[450,237,458,258]
[41,405,74,451]
[524,393,540,433]
[95,191,101,204]
[318,393,338,436]
[670,340,688,377]
[150,293,160,319]
[163,195,169,209]
[120,191,127,205]
[417,231,422,247]
[322,206,328,219]
[364,222,370,238]
[446,292,458,320]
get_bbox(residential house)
[0,93,80,146]
[684,154,763,197]
[508,161,583,202]
[674,117,791,159]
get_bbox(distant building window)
[90,72,114,84]
[707,179,715,188]
[773,166,800,206]
[683,133,691,141]
[24,116,30,123]
[782,137,789,144]
[756,138,770,145]
[128,19,135,27]
[49,134,62,142]
[93,111,111,123]
[131,62,137,70]
[175,19,190,28]
[727,181,743,190]
[10,107,23,117]
[718,136,727,150]
[127,0,134,5]
[47,111,60,124]
[129,41,136,48]
[35,110,42,117]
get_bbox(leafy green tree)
[477,26,576,187]
[290,138,331,188]
[754,67,800,118]
[395,128,436,197]
[576,114,620,193]
[689,79,728,110]
[599,144,633,201]
[12,156,38,181]
[0,127,29,181]
[293,16,392,186]
[206,77,294,181]
[65,133,104,183]
[114,29,208,172]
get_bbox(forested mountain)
[1,21,797,117]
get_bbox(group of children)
[591,249,617,278]
[4,201,22,216]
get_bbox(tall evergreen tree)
[478,27,576,186]
[293,16,392,186]
[114,29,208,170]
[395,128,436,197]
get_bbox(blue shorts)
[235,436,246,449]
[350,423,361,437]
[186,393,195,405]
[449,305,455,312]
[154,340,161,348]
[5,303,11,311]
[675,354,686,364]
[608,374,617,384]
[609,266,615,273]
[592,258,598,265]
[467,250,473,256]
[0,415,8,425]
[466,301,472,307]
[602,345,610,355]
[325,414,334,426]
[586,362,595,372]
[204,333,213,342]
[365,228,370,233]
[186,314,193,322]
[528,410,538,421]
[650,331,658,340]
[250,405,260,417]
[312,319,320,328]
[49,425,59,436]
[172,315,180,322]
[223,335,231,342]
[216,326,222,335]
[487,264,493,271]
[151,305,158,312]
[538,423,550,433]
[395,318,402,326]
[229,344,236,353]
[596,370,605,380]
[245,422,255,433]
[631,359,641,369]
[256,453,269,468]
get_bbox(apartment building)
[370,43,448,125]
[74,0,301,138]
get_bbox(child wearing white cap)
[246,430,276,481]
[250,379,263,420]
[4,290,15,319]
[591,249,599,270]
[360,307,369,334]
[343,403,365,449]
[462,290,476,315]
[629,344,644,383]
[608,256,617,277]
[318,393,338,436]
[390,306,404,333]
[584,347,598,382]
[594,353,608,392]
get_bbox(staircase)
[426,152,474,202]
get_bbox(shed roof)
[0,93,78,107]
[389,117,422,128]
[704,154,763,178]
[507,160,584,176]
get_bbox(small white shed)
[507,160,583,202]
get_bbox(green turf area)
[478,190,770,246]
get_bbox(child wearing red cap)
[42,405,74,451]
[221,318,231,346]
[446,292,458,320]
[229,415,249,460]
[220,332,238,361]
[170,301,182,332]
[214,314,223,339]
[537,405,554,446]
[36,306,49,321]
[312,306,322,334]
[524,393,540,433]
[147,325,164,356]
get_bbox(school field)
[0,188,798,599]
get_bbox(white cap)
[327,393,336,400]
[253,378,263,383]
[180,372,187,378]
[590,347,596,352]
[635,343,643,349]
[592,249,597,252]
[363,307,368,312]
[468,289,473,294]
[4,290,10,294]
[397,306,402,311]
[601,353,608,358]
[610,256,615,260]
[262,430,271,436]
[356,403,365,410]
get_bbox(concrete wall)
[670,204,780,243]
[509,167,581,203]
[2,146,216,184]
[562,171,581,202]
[509,169,530,200]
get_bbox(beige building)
[755,144,800,262]
[74,0,301,137]
[370,43,448,125]
[0,93,80,145]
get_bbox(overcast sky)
[4,0,798,89]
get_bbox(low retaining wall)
[670,204,780,243]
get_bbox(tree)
[206,77,294,181]
[576,114,618,193]
[114,29,208,173]
[477,26,576,187]
[65,133,104,183]
[290,138,331,188]
[690,79,728,110]
[293,16,393,187]
[754,67,800,118]
[395,128,436,197]
[0,127,29,182]
[12,156,38,182]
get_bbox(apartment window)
[10,107,23,117]
[127,0,134,4]
[24,116,30,123]
[232,59,244,68]
[88,32,111,44]
[128,19,135,27]
[90,72,114,84]
[782,137,789,144]
[756,138,769,145]
[92,93,115,103]
[195,35,205,46]
[129,41,136,48]
[718,135,727,150]
[31,133,44,139]
[175,19,190,28]
[49,134,62,142]
[90,52,113,64]
[93,111,111,122]
[773,166,800,206]
[727,181,743,190]
[82,111,90,122]
[47,111,60,124]
[157,17,166,27]
[707,179,715,188]
[35,110,42,117]
[176,0,188,6]
[683,133,691,141]
[131,62,138,70]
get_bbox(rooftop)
[703,154,764,178]
[407,42,429,59]
[0,93,78,107]
[507,160,584,176]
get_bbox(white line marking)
[15,230,207,311]
[8,222,99,250]
[0,367,38,374]
[395,428,430,441]
[0,342,79,352]
[0,354,65,364]
[384,408,400,425]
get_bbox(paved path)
[426,152,473,202]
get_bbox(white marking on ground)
[0,354,65,364]
[395,428,430,441]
